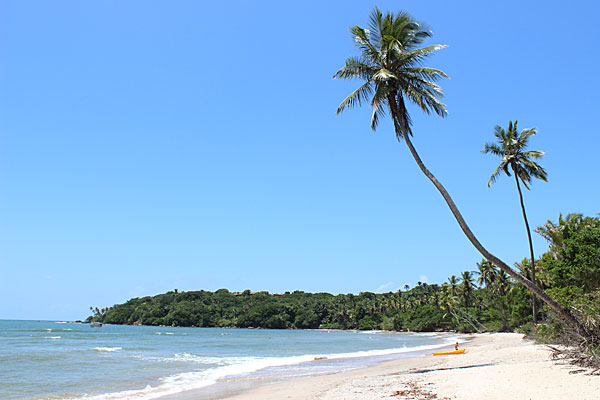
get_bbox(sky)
[1,0,598,320]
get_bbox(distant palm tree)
[535,214,571,254]
[439,284,458,320]
[494,270,511,297]
[482,120,547,328]
[447,275,459,297]
[476,259,497,288]
[535,213,594,259]
[333,8,586,335]
[514,258,531,281]
[493,269,512,330]
[459,271,476,308]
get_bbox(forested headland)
[89,212,599,337]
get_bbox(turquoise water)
[0,320,458,399]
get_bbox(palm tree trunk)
[512,164,538,330]
[385,93,586,336]
[401,132,588,334]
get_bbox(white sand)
[227,333,599,400]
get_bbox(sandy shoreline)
[217,332,599,400]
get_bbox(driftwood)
[538,302,600,375]
[391,381,451,399]
[547,345,600,375]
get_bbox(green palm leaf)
[336,81,374,115]
[482,121,547,189]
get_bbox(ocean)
[0,320,460,400]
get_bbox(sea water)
[0,320,459,400]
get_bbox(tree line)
[89,212,599,337]
[89,283,529,332]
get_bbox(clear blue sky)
[1,1,598,320]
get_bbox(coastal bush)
[532,215,600,371]
[358,316,379,330]
[545,222,600,290]
[294,309,320,329]
[403,305,445,332]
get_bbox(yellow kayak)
[432,349,465,355]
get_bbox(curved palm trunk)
[512,164,538,330]
[386,93,586,336]
[402,133,587,334]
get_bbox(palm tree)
[514,258,531,281]
[535,213,571,254]
[492,269,512,330]
[439,284,458,321]
[535,213,594,259]
[459,271,476,308]
[476,259,497,288]
[447,275,459,297]
[494,269,511,297]
[333,7,586,336]
[482,120,547,328]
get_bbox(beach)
[224,332,599,400]
[1,321,461,400]
[4,321,599,399]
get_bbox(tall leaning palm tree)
[333,7,586,336]
[482,121,547,328]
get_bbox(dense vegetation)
[89,213,598,342]
[532,213,600,370]
[89,283,529,332]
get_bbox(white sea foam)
[170,353,254,365]
[66,340,458,400]
[55,321,68,324]
[415,332,449,337]
[93,347,122,352]
[64,355,319,400]
[153,332,174,335]
[45,336,61,339]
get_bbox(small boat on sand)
[433,349,465,355]
[90,322,103,327]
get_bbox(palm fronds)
[333,7,448,139]
[481,120,547,189]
